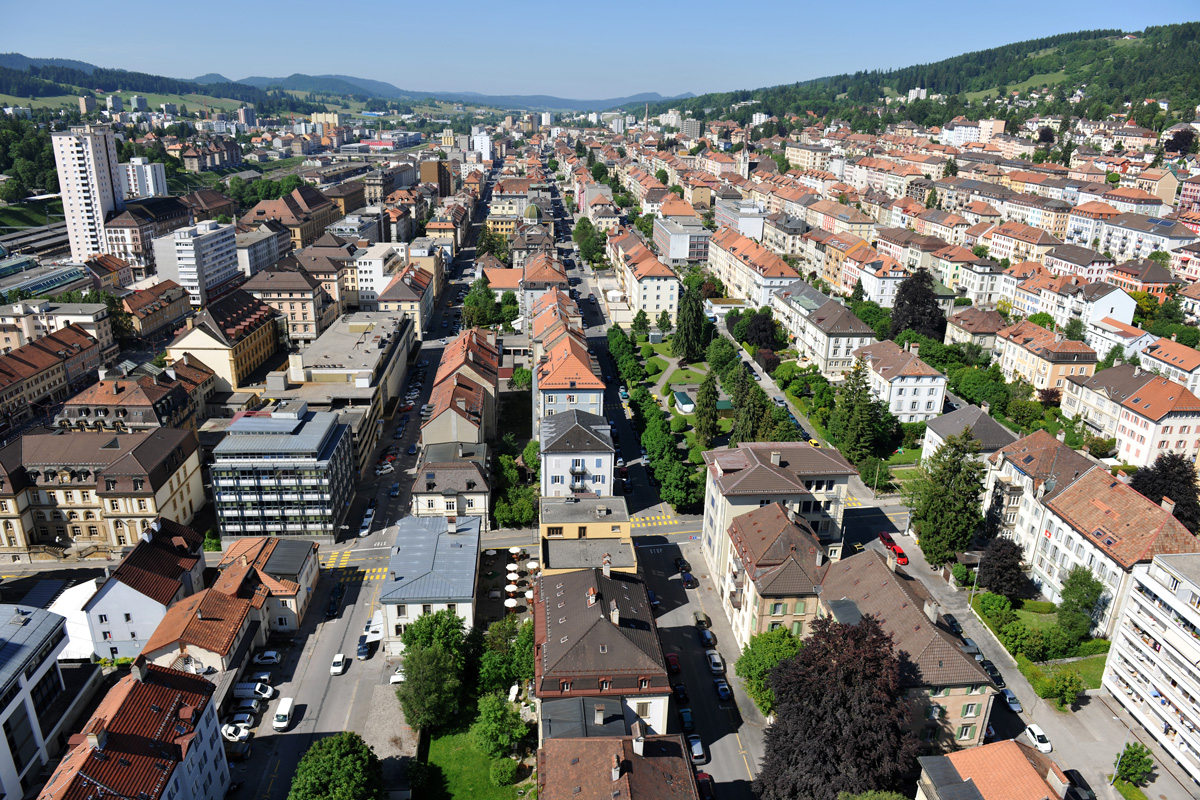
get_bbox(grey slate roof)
[772,279,829,314]
[0,605,66,698]
[540,696,629,739]
[925,405,1019,452]
[808,300,875,335]
[544,539,636,572]
[541,410,614,455]
[379,516,480,604]
[821,550,988,687]
[704,442,858,496]
[264,538,319,578]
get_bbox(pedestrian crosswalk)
[323,565,392,583]
[845,495,865,508]
[631,513,681,530]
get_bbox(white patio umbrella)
[505,584,519,593]
[524,589,534,600]
[484,549,497,557]
[504,597,519,608]
[526,560,539,571]
[509,546,522,555]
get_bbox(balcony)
[569,464,587,476]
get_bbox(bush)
[406,761,432,792]
[1018,599,1057,614]
[1016,654,1055,698]
[202,529,222,552]
[667,393,676,407]
[1076,638,1112,656]
[978,592,1011,619]
[670,417,687,433]
[640,343,653,359]
[950,563,971,585]
[646,361,661,376]
[688,445,705,464]
[900,422,926,450]
[1043,625,1074,660]
[489,759,518,787]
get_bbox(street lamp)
[1110,721,1131,786]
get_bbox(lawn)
[649,341,673,357]
[258,156,308,173]
[0,198,64,229]
[885,448,921,467]
[426,732,521,800]
[1015,609,1058,632]
[646,356,668,375]
[964,70,1068,101]
[889,465,921,491]
[665,366,707,386]
[1108,776,1148,800]
[1074,653,1108,689]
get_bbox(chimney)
[587,586,597,606]
[196,608,204,621]
[980,401,990,414]
[1115,358,1123,367]
[609,598,620,626]
[98,367,108,381]
[910,343,920,359]
[611,754,621,783]
[239,555,248,567]
[602,553,611,578]
[447,517,457,535]
[1172,333,1178,342]
[923,598,939,622]
[131,655,148,684]
[632,722,645,756]
[1055,429,1066,442]
[769,450,781,466]
[593,704,606,726]
[1045,765,1071,800]
[815,548,826,568]
[85,721,109,751]
[886,549,898,572]
[1162,496,1177,516]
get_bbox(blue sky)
[3,1,1197,99]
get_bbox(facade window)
[98,614,107,623]
[635,702,650,717]
[421,604,432,615]
[956,724,977,740]
[397,605,407,618]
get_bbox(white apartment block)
[352,242,402,311]
[52,123,124,263]
[1113,376,1200,469]
[770,281,876,382]
[117,156,168,200]
[154,221,240,307]
[852,341,947,424]
[1103,554,1200,784]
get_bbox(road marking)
[735,732,755,780]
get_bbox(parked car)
[1002,688,1022,713]
[647,590,660,610]
[705,650,724,675]
[681,572,698,589]
[675,557,691,574]
[695,773,716,800]
[1063,769,1096,800]
[232,698,262,715]
[375,463,394,476]
[678,706,695,732]
[891,546,909,566]
[407,443,418,455]
[693,611,711,629]
[389,664,406,684]
[252,651,281,666]
[878,531,896,549]
[248,671,272,685]
[697,629,716,648]
[224,713,254,727]
[665,653,680,674]
[980,660,1005,687]
[687,735,707,765]
[672,683,689,704]
[1024,723,1052,753]
[221,723,251,742]
[942,613,962,635]
[713,678,732,701]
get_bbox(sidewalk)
[898,534,1195,799]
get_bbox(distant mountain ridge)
[0,53,99,74]
[191,73,233,85]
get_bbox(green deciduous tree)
[1057,566,1105,644]
[396,643,461,731]
[1130,451,1200,533]
[734,627,803,716]
[401,609,467,667]
[521,440,540,479]
[1049,667,1085,711]
[288,732,382,800]
[507,367,532,391]
[1027,312,1055,330]
[755,616,918,800]
[657,310,673,333]
[1115,742,1155,785]
[906,429,985,566]
[631,309,650,337]
[1063,318,1085,341]
[469,693,528,757]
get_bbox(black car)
[980,659,1005,688]
[698,628,716,648]
[672,683,689,704]
[674,557,691,574]
[943,613,963,635]
[681,572,698,589]
[1063,769,1096,800]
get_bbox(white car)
[224,713,254,727]
[252,651,281,666]
[331,654,348,675]
[1002,689,1022,714]
[375,463,395,476]
[705,649,724,675]
[389,664,406,684]
[221,723,251,742]
[1024,723,1052,753]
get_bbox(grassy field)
[0,198,64,229]
[0,90,247,113]
[885,448,921,467]
[426,732,522,800]
[1108,776,1148,800]
[965,71,1069,101]
[1015,609,1058,631]
[665,366,707,386]
[1074,653,1107,689]
[649,341,673,357]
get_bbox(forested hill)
[641,23,1200,128]
[0,62,327,116]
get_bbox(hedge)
[1016,654,1056,698]
[489,758,518,787]
[1076,638,1112,656]
[1019,599,1057,614]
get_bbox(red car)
[399,403,414,412]
[892,546,909,566]
[695,773,716,800]
[879,531,897,550]
[665,653,680,674]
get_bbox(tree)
[1166,128,1197,155]
[469,693,528,757]
[694,371,719,449]
[746,313,780,351]
[1147,250,1171,268]
[850,279,865,303]
[507,366,532,390]
[655,168,669,184]
[755,616,918,800]
[945,159,958,177]
[890,269,944,340]
[396,643,461,731]
[657,310,673,334]
[1114,742,1155,786]
[671,287,705,362]
[734,627,803,716]
[521,440,540,479]
[400,609,467,668]
[1049,667,1085,711]
[925,188,939,209]
[1057,566,1105,643]
[1027,312,1055,330]
[906,430,985,566]
[1130,452,1200,532]
[1063,318,1085,341]
[631,309,650,338]
[977,537,1026,599]
[827,361,879,464]
[288,732,382,800]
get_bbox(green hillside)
[643,23,1200,130]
